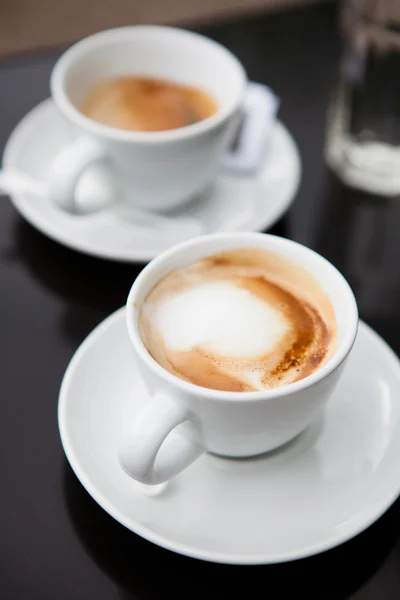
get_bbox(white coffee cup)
[49,26,247,214]
[119,232,358,485]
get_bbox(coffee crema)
[81,76,218,132]
[139,248,337,392]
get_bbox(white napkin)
[221,81,280,175]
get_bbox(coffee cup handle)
[48,136,111,214]
[118,392,204,485]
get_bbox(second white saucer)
[59,309,400,564]
[3,99,301,262]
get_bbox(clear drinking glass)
[326,0,400,196]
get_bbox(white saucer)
[3,99,301,262]
[59,308,400,564]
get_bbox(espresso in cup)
[140,248,337,392]
[81,76,218,132]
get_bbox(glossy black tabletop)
[1,2,400,598]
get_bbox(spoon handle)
[0,169,47,197]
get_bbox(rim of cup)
[126,232,359,402]
[50,26,247,145]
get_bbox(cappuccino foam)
[139,249,336,392]
[150,280,288,357]
[81,76,218,132]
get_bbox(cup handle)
[48,136,111,214]
[118,392,204,485]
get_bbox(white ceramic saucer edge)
[3,99,301,263]
[58,308,400,565]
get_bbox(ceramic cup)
[49,26,247,214]
[119,232,358,485]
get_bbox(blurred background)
[0,0,329,56]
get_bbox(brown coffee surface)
[81,76,218,132]
[139,248,337,392]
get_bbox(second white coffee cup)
[49,26,247,214]
[119,232,358,485]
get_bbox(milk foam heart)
[139,248,336,392]
[145,281,288,357]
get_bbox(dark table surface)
[1,2,400,599]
